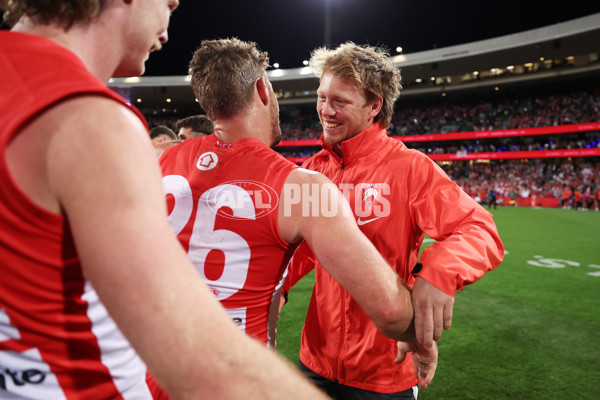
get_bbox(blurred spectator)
[146,84,600,209]
[175,114,214,140]
[150,125,178,145]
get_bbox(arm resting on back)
[43,96,329,400]
[279,168,415,341]
[282,241,316,297]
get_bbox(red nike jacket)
[286,122,504,393]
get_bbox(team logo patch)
[197,152,218,171]
[355,183,391,225]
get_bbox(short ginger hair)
[309,42,402,130]
[188,38,269,120]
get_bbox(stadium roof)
[109,13,600,109]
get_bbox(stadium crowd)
[145,84,600,141]
[443,159,600,210]
[407,131,600,156]
[389,87,600,136]
[144,83,600,208]
[274,132,600,159]
[270,84,600,140]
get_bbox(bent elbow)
[372,303,415,342]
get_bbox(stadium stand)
[126,14,600,208]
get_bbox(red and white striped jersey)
[0,31,153,399]
[159,134,298,346]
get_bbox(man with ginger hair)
[0,1,334,399]
[159,38,435,383]
[284,42,504,399]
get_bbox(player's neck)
[212,113,271,146]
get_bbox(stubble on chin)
[270,122,282,148]
[269,94,282,147]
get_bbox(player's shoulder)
[285,167,331,186]
[240,141,298,171]
[163,135,210,156]
[44,95,147,145]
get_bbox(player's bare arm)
[279,168,416,342]
[32,96,329,400]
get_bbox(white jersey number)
[163,176,256,301]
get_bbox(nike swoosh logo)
[356,216,384,226]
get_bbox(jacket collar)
[319,122,388,165]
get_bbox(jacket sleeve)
[408,154,504,296]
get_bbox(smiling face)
[316,72,381,154]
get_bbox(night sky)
[143,0,600,76]
[1,1,598,76]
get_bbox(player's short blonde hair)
[309,42,402,130]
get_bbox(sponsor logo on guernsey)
[227,309,247,333]
[206,180,279,220]
[0,310,64,397]
[0,349,54,395]
[197,152,218,171]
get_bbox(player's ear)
[256,76,270,106]
[368,96,383,120]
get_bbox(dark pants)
[298,362,417,400]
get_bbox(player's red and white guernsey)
[159,134,298,346]
[0,32,154,398]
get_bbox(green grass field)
[276,206,600,399]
